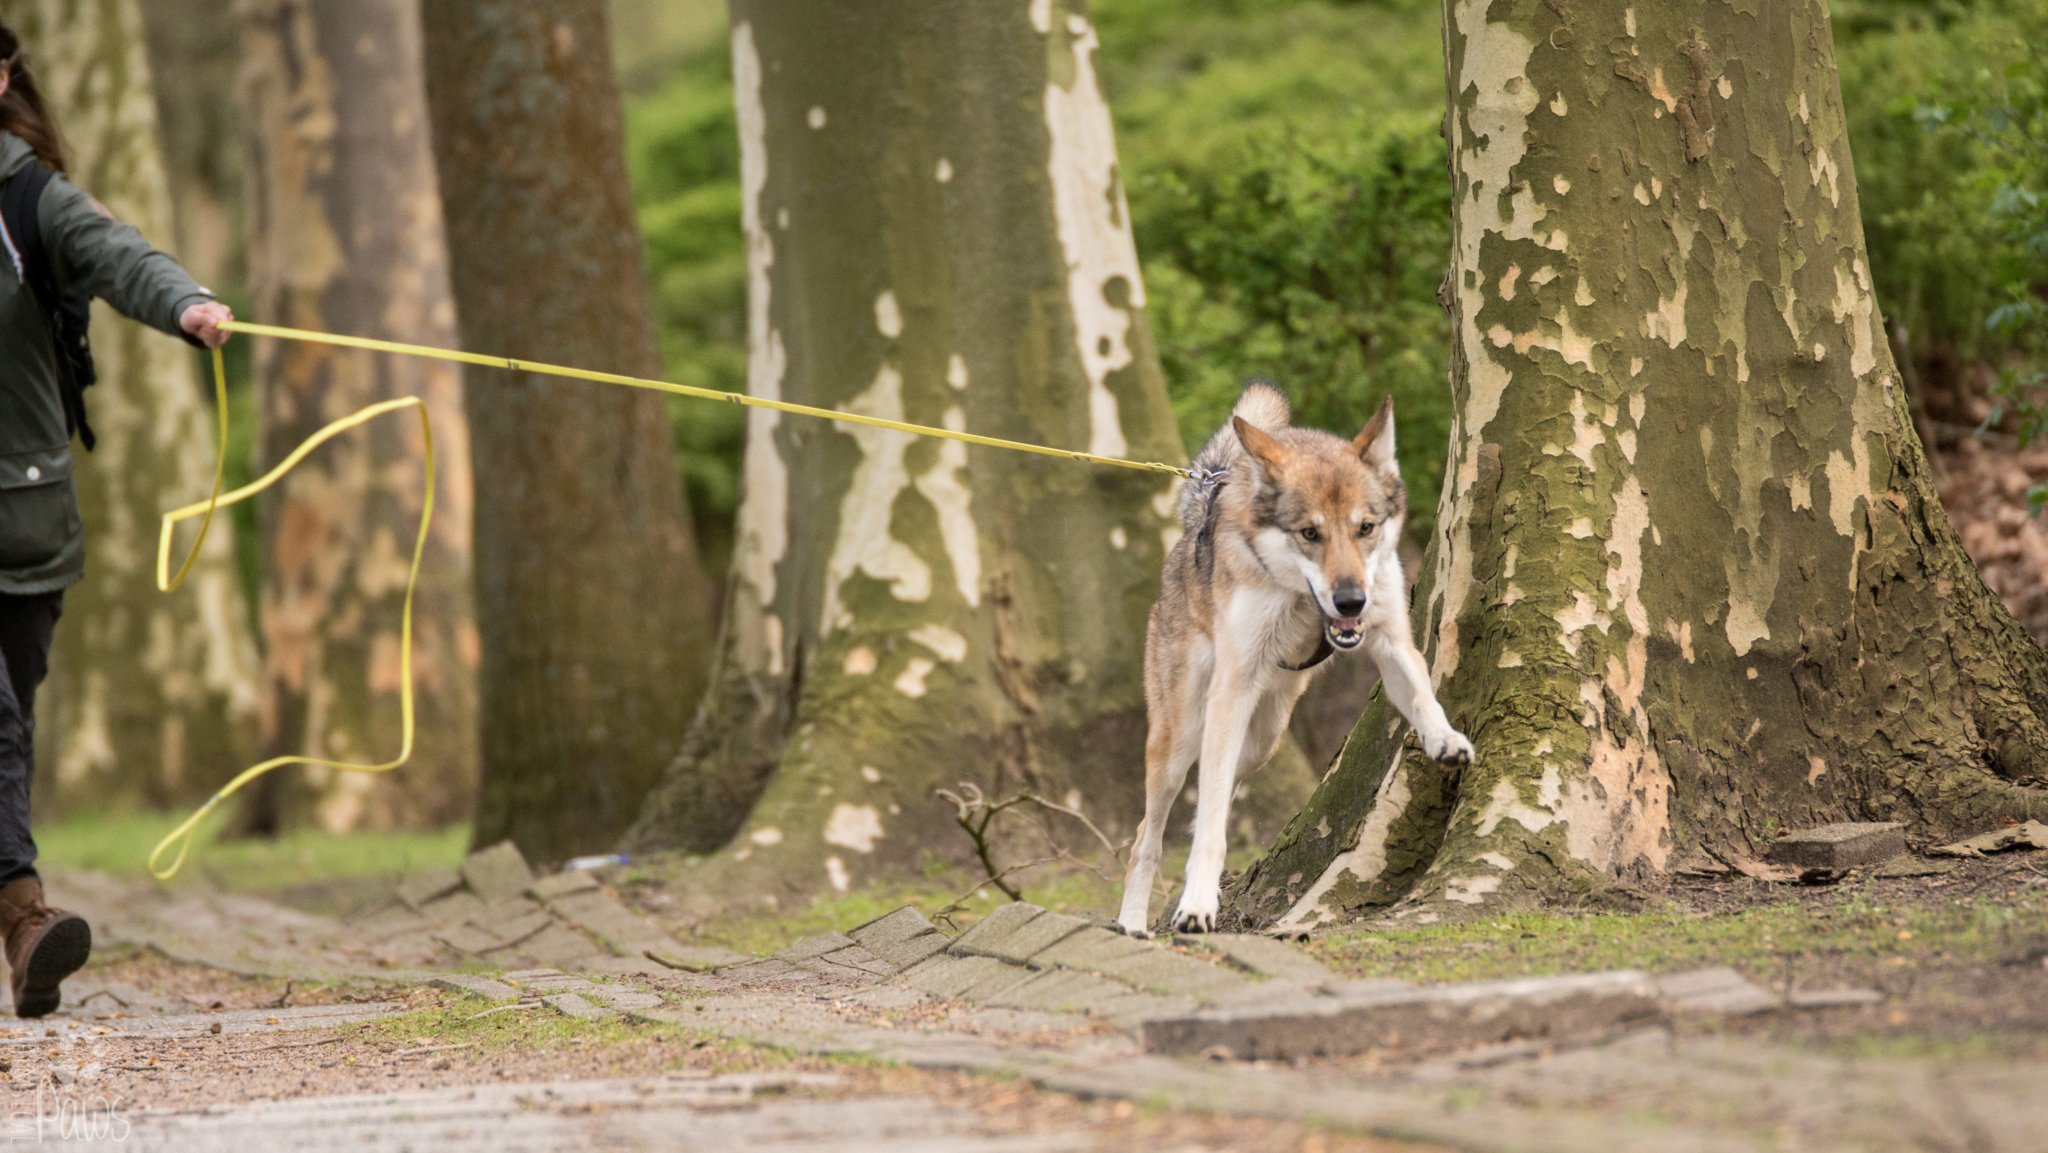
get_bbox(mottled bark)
[625,0,1297,904]
[420,0,715,865]
[138,0,242,288]
[1235,0,2048,927]
[236,0,478,833]
[20,0,261,813]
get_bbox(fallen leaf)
[1931,820,2048,858]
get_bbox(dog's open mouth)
[1326,616,1365,649]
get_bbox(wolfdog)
[1117,382,1473,935]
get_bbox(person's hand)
[180,300,233,349]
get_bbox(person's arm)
[38,173,231,349]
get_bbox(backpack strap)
[2,161,97,451]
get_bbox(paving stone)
[586,987,666,1012]
[1033,926,1154,972]
[430,924,504,956]
[977,912,1092,965]
[416,890,487,928]
[1204,934,1339,987]
[429,974,522,1003]
[542,992,617,1021]
[547,890,665,955]
[723,959,821,988]
[1655,968,1781,1016]
[459,840,537,904]
[351,903,431,942]
[502,969,595,994]
[479,895,546,923]
[958,959,1041,1003]
[1786,987,1884,1009]
[947,902,1045,958]
[901,955,1031,1002]
[526,869,602,902]
[514,923,605,969]
[814,944,898,979]
[1096,991,1202,1029]
[646,944,754,973]
[1091,949,1249,1002]
[847,905,939,950]
[394,867,464,910]
[1765,822,1907,870]
[776,932,859,962]
[982,969,1131,1014]
[1142,970,1666,1060]
[483,910,556,952]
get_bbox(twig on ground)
[392,1041,477,1058]
[234,1034,344,1055]
[933,781,1126,909]
[931,855,1062,927]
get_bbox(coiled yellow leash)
[148,320,1188,879]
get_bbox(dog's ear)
[1233,415,1289,477]
[1353,395,1396,466]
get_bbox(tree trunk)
[625,0,1299,904]
[236,0,478,834]
[1234,0,2048,927]
[138,0,243,291]
[420,0,715,865]
[21,0,261,813]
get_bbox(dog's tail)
[1179,379,1290,531]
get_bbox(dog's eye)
[1358,521,1376,538]
[1299,526,1321,543]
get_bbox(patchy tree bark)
[138,0,242,290]
[236,0,478,834]
[1234,0,2048,928]
[627,0,1313,905]
[421,0,715,865]
[21,0,261,813]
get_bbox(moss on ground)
[39,810,469,892]
[1306,872,2048,985]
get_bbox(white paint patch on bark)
[822,367,934,633]
[823,803,884,853]
[732,25,788,614]
[1045,14,1144,460]
[1444,874,1501,904]
[908,623,969,663]
[1275,752,1412,930]
[844,645,877,676]
[946,353,969,389]
[894,657,935,698]
[1030,0,1053,34]
[914,406,981,606]
[875,290,903,338]
[807,105,827,129]
[935,158,954,183]
[750,826,783,846]
[825,856,851,892]
[1430,5,1540,682]
[861,764,883,783]
[1109,526,1128,549]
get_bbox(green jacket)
[0,132,215,595]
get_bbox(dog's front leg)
[1369,628,1473,766]
[1175,660,1263,933]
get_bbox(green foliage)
[1837,0,2047,455]
[622,0,2042,546]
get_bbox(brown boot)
[0,877,90,1018]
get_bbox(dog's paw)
[1114,916,1153,940]
[1171,893,1219,935]
[1425,728,1474,766]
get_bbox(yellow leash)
[147,321,1187,878]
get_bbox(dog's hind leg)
[1117,709,1200,937]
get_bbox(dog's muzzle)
[1326,616,1365,649]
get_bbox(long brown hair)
[0,22,67,173]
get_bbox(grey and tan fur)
[1118,382,1473,935]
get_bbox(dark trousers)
[0,593,60,884]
